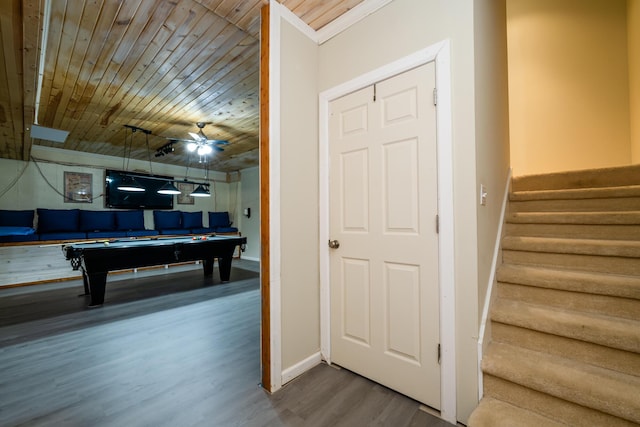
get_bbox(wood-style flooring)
[0,261,452,427]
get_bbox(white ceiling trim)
[316,0,394,45]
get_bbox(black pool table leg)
[218,256,233,282]
[87,272,108,307]
[79,271,90,296]
[202,258,214,276]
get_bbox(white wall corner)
[477,167,512,401]
[274,0,318,43]
[268,0,283,393]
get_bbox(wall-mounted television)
[105,169,174,210]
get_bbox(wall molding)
[477,168,512,400]
[281,352,323,385]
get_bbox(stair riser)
[491,299,640,353]
[491,322,640,376]
[503,250,640,276]
[509,197,640,212]
[482,343,640,423]
[505,223,640,240]
[512,165,640,192]
[497,282,640,321]
[482,375,638,427]
[497,265,640,299]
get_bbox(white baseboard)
[240,256,260,262]
[281,352,322,385]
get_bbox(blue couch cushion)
[126,230,159,237]
[190,227,213,234]
[0,210,35,227]
[158,228,190,235]
[208,211,232,229]
[215,226,239,233]
[153,210,181,230]
[80,210,115,232]
[115,210,145,231]
[39,231,86,241]
[86,231,127,239]
[0,232,39,243]
[37,208,80,233]
[182,211,203,229]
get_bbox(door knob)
[328,240,340,249]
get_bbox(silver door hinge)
[438,343,441,364]
[436,215,439,234]
[433,88,437,106]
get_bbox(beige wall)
[508,0,631,176]
[318,0,507,422]
[473,0,511,339]
[630,0,640,163]
[237,166,260,261]
[279,20,321,371]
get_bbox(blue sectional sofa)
[208,211,238,233]
[0,209,238,243]
[152,210,236,235]
[0,209,159,243]
[0,210,39,243]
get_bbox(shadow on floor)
[0,266,259,345]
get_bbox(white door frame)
[318,40,456,423]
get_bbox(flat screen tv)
[105,169,174,210]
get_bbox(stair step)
[481,342,640,424]
[502,236,640,257]
[497,282,640,321]
[481,375,638,427]
[509,193,640,213]
[491,322,640,377]
[511,165,640,192]
[511,184,640,200]
[468,397,565,427]
[491,298,640,353]
[502,236,640,275]
[504,222,640,240]
[497,264,640,299]
[507,211,640,225]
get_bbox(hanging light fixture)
[190,184,210,197]
[157,181,181,195]
[117,174,146,192]
[117,126,146,192]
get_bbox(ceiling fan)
[164,122,230,157]
[185,122,229,155]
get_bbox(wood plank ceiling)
[0,0,364,173]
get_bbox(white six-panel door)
[329,62,440,408]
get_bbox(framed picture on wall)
[177,182,195,205]
[64,172,93,203]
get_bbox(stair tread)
[492,298,640,353]
[511,184,640,201]
[511,165,640,192]
[468,397,565,427]
[497,264,640,299]
[508,211,640,224]
[482,342,640,423]
[502,235,640,258]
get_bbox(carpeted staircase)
[468,165,640,426]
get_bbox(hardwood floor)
[0,261,452,427]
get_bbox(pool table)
[63,235,247,307]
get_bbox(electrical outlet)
[480,184,487,206]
